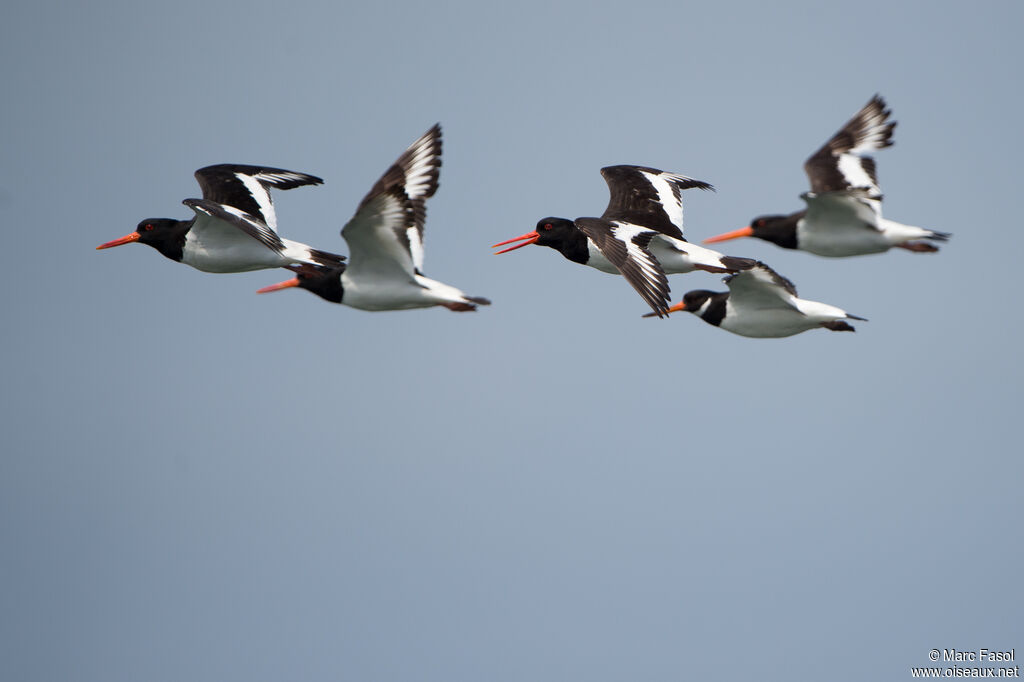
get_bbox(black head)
[295,264,344,303]
[533,217,579,247]
[96,218,189,261]
[703,213,801,250]
[257,263,345,303]
[493,217,578,253]
[135,218,184,244]
[659,289,727,326]
[681,290,715,314]
[746,214,800,249]
[493,217,589,264]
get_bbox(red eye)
[144,223,154,231]
[543,223,553,230]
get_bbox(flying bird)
[703,95,949,256]
[96,164,344,272]
[645,261,866,337]
[493,165,755,317]
[256,124,490,312]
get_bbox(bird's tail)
[720,256,758,271]
[307,248,346,268]
[821,320,857,332]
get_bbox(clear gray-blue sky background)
[2,1,1021,680]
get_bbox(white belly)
[650,238,729,273]
[797,216,891,257]
[722,297,850,338]
[341,272,468,311]
[585,243,621,274]
[182,222,288,273]
[721,308,820,338]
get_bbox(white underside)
[721,297,852,338]
[340,271,476,311]
[798,217,936,257]
[182,217,313,273]
[799,194,935,257]
[650,237,731,272]
[585,242,621,274]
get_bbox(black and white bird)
[645,261,866,337]
[492,165,755,317]
[703,95,949,256]
[96,164,344,272]
[256,124,490,312]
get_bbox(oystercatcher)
[493,165,754,317]
[646,261,866,337]
[704,95,949,256]
[96,164,344,272]
[256,124,490,312]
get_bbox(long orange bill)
[665,301,688,314]
[643,301,687,318]
[256,278,301,294]
[96,232,141,250]
[702,226,753,244]
[492,231,539,254]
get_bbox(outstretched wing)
[182,198,287,254]
[803,95,895,198]
[575,217,671,317]
[724,261,800,312]
[341,125,442,283]
[194,164,323,231]
[600,165,714,240]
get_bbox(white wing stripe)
[235,173,277,229]
[612,223,662,279]
[404,141,439,200]
[837,155,878,193]
[407,226,425,273]
[642,171,684,230]
[849,113,891,154]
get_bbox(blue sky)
[2,1,1022,680]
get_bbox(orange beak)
[643,301,687,318]
[96,232,141,250]
[256,278,301,294]
[492,231,539,254]
[702,226,753,244]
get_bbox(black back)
[599,165,713,239]
[194,164,323,227]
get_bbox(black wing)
[575,217,671,318]
[194,164,323,230]
[182,198,286,254]
[346,124,442,275]
[600,165,714,240]
[803,95,895,196]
